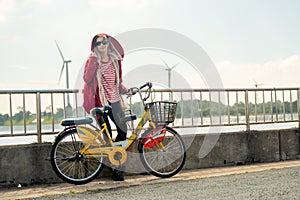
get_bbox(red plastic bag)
[142,125,167,148]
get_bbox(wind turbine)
[161,59,180,88]
[55,40,71,106]
[253,79,263,88]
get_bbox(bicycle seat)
[60,117,93,126]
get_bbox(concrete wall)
[0,128,299,187]
[183,129,300,170]
[0,142,61,187]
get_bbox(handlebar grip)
[103,105,112,111]
[128,82,152,101]
[139,82,152,90]
[129,88,139,95]
[90,105,111,116]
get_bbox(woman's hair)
[93,35,122,63]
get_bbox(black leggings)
[101,101,127,142]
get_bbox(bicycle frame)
[78,104,159,159]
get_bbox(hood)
[91,33,124,59]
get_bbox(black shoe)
[112,169,125,181]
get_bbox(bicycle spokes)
[139,127,186,178]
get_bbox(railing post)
[199,91,203,125]
[236,91,239,124]
[9,93,13,135]
[190,91,194,125]
[23,93,27,133]
[245,90,250,131]
[181,92,184,126]
[209,91,212,125]
[275,89,278,121]
[298,89,300,128]
[36,92,42,143]
[75,92,78,118]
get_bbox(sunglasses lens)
[95,39,108,47]
[102,40,108,45]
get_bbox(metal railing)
[148,88,300,130]
[1,87,300,143]
[0,89,79,143]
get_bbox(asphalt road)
[2,160,300,200]
[31,166,300,200]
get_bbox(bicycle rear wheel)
[138,126,186,178]
[50,128,104,185]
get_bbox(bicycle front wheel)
[50,128,104,185]
[138,126,186,178]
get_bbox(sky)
[1,0,300,90]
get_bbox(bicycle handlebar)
[128,82,152,102]
[139,82,152,90]
[91,83,152,116]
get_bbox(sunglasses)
[95,39,108,46]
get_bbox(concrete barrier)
[0,142,61,187]
[0,128,299,187]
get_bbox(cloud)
[0,64,30,71]
[10,64,30,70]
[0,0,52,25]
[216,54,300,88]
[0,0,15,24]
[88,0,167,9]
[22,0,51,6]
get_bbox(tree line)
[131,99,298,118]
[0,99,298,126]
[0,106,81,126]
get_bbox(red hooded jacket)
[82,33,126,113]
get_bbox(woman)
[83,33,127,181]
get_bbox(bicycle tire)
[138,126,186,178]
[50,128,104,185]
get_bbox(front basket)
[147,101,177,124]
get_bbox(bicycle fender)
[54,127,77,142]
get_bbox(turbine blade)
[58,63,65,83]
[171,62,180,70]
[161,58,170,69]
[55,40,65,61]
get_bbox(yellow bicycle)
[50,82,186,185]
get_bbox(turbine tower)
[161,59,180,88]
[55,40,71,106]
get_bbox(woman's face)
[95,36,109,54]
